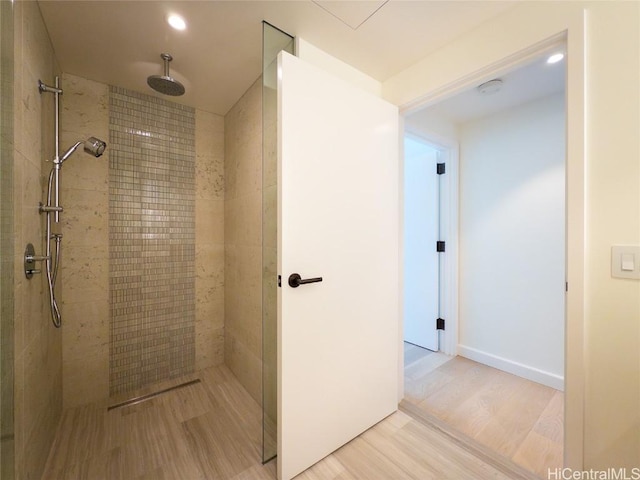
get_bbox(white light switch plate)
[612,245,640,280]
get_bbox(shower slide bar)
[25,76,107,328]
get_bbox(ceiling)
[38,0,515,115]
[406,51,566,130]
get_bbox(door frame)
[396,31,584,469]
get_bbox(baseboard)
[457,344,564,391]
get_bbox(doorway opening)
[401,46,567,478]
[403,136,442,353]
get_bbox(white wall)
[458,93,565,389]
[583,3,640,468]
[405,109,459,143]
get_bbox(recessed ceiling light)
[168,14,186,31]
[477,79,503,95]
[547,53,564,64]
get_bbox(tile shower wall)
[12,2,62,479]
[0,1,15,478]
[108,86,196,395]
[59,73,110,408]
[194,110,225,371]
[224,77,263,404]
[59,74,224,406]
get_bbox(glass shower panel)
[0,0,15,478]
[262,21,294,464]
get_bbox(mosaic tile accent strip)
[108,86,196,396]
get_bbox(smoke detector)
[477,79,503,95]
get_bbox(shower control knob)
[24,243,48,279]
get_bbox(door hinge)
[436,318,445,330]
[437,163,446,175]
[436,241,446,253]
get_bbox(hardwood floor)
[43,363,532,480]
[403,343,564,478]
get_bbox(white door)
[277,52,399,480]
[403,137,440,351]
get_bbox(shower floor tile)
[41,365,273,480]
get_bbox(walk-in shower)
[24,77,106,327]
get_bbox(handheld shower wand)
[40,135,107,328]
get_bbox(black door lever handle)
[288,273,323,288]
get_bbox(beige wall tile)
[13,2,62,479]
[12,349,24,473]
[22,328,61,438]
[195,243,224,284]
[62,338,109,408]
[58,76,110,406]
[61,300,109,356]
[59,188,108,248]
[195,109,224,201]
[195,109,226,372]
[196,286,224,331]
[196,155,225,200]
[195,275,224,307]
[224,333,262,403]
[59,152,109,194]
[58,244,108,303]
[236,245,261,292]
[196,325,224,372]
[195,199,224,246]
[234,133,261,198]
[224,77,263,405]
[263,132,277,189]
[224,139,237,201]
[60,74,109,156]
[263,185,277,248]
[224,197,240,244]
[225,193,262,248]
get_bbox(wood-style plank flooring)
[43,363,532,480]
[403,343,564,478]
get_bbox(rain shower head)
[147,53,185,96]
[58,137,107,164]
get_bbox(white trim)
[458,345,565,391]
[398,35,567,116]
[397,116,405,404]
